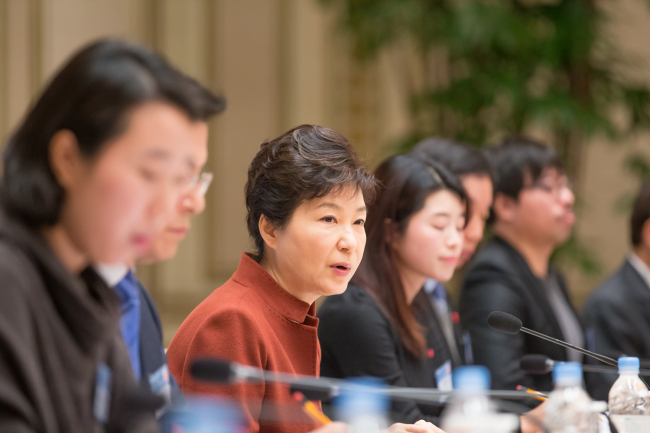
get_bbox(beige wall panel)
[209,0,282,275]
[564,0,650,305]
[0,0,7,148]
[153,0,210,82]
[280,0,329,129]
[40,0,152,79]
[4,0,39,135]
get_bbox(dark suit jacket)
[459,237,581,394]
[136,281,182,407]
[582,259,650,400]
[318,284,456,424]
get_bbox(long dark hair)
[352,153,468,357]
[2,38,225,227]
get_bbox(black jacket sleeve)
[318,291,441,425]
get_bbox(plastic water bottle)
[441,366,518,433]
[546,362,597,433]
[335,378,389,433]
[162,396,246,433]
[608,357,650,433]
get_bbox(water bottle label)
[610,415,650,433]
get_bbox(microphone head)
[191,358,236,383]
[487,311,522,335]
[521,354,553,375]
[290,378,335,401]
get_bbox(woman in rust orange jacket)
[167,125,379,433]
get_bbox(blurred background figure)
[0,38,221,432]
[96,164,219,416]
[412,138,495,367]
[582,179,650,401]
[318,153,467,426]
[459,138,583,395]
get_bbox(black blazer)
[318,284,456,424]
[137,281,182,408]
[582,259,650,400]
[459,237,581,393]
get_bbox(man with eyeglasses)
[96,171,213,416]
[458,137,583,397]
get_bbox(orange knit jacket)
[167,253,322,433]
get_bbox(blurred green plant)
[322,0,650,275]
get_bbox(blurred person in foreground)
[167,126,441,433]
[582,180,650,400]
[96,169,217,414]
[459,137,583,395]
[0,38,222,432]
[317,153,467,428]
[412,138,494,366]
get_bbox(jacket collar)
[232,253,317,325]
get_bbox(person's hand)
[521,401,546,433]
[310,421,349,433]
[387,420,446,433]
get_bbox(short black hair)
[2,38,226,226]
[412,137,494,183]
[631,180,650,247]
[245,125,378,259]
[486,136,563,200]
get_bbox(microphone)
[487,311,617,367]
[521,354,650,377]
[190,358,544,404]
[191,358,336,400]
[521,354,555,375]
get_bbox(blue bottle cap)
[334,377,389,422]
[618,357,640,373]
[552,362,582,385]
[453,366,490,391]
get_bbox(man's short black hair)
[485,136,563,224]
[486,136,563,199]
[631,180,650,247]
[2,38,226,226]
[412,137,495,184]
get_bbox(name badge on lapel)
[94,363,112,424]
[149,363,172,418]
[435,360,453,391]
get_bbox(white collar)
[628,253,650,290]
[95,263,131,288]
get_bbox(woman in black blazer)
[318,153,468,426]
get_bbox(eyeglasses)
[525,176,572,198]
[189,172,213,196]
